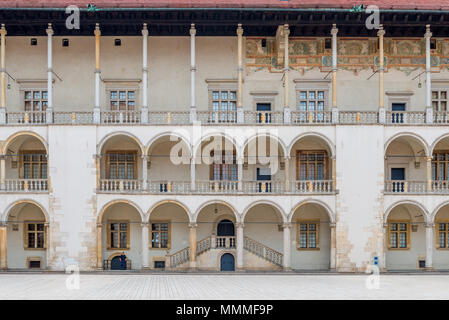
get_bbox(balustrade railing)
[339,111,378,124]
[291,180,333,193]
[197,237,212,255]
[169,247,190,268]
[434,112,449,124]
[432,180,449,193]
[244,111,283,124]
[242,180,285,194]
[101,111,140,124]
[243,236,283,267]
[6,111,46,124]
[149,111,190,124]
[385,180,427,193]
[215,236,236,249]
[291,111,332,124]
[197,111,238,124]
[147,181,191,193]
[53,111,93,124]
[4,179,48,192]
[196,180,239,193]
[387,111,426,125]
[99,179,142,192]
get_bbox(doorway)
[110,255,127,270]
[391,167,405,192]
[256,103,272,123]
[217,219,235,236]
[220,253,235,271]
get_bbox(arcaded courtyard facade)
[1,1,449,273]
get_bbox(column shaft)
[283,224,291,270]
[190,24,197,122]
[425,25,432,109]
[142,155,148,191]
[141,223,149,269]
[189,223,197,269]
[96,224,102,269]
[141,24,149,123]
[284,157,290,192]
[331,24,338,108]
[283,24,289,109]
[238,159,243,191]
[427,156,432,192]
[0,156,5,189]
[378,25,385,109]
[46,24,53,123]
[330,223,336,270]
[0,24,6,109]
[425,224,433,270]
[94,24,101,123]
[236,223,244,269]
[190,157,196,191]
[0,225,6,269]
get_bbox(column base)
[425,266,434,272]
[283,267,293,272]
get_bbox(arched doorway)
[220,253,235,271]
[110,254,127,270]
[217,219,235,236]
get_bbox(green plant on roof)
[87,4,98,12]
[350,4,365,13]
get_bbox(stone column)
[236,222,244,270]
[96,223,102,270]
[331,24,339,123]
[283,24,291,124]
[378,25,386,124]
[237,157,243,191]
[190,156,196,191]
[0,155,5,190]
[0,224,6,269]
[284,156,290,192]
[237,24,244,124]
[381,223,387,271]
[0,24,6,124]
[189,24,197,123]
[46,23,53,124]
[331,156,336,192]
[330,222,336,270]
[142,155,148,191]
[425,222,434,270]
[189,223,197,269]
[141,23,149,124]
[95,154,101,191]
[425,25,433,124]
[426,156,433,192]
[282,223,291,270]
[141,223,149,269]
[93,23,101,124]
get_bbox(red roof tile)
[2,0,449,10]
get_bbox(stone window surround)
[17,79,54,111]
[385,91,413,111]
[205,79,239,112]
[293,79,331,111]
[103,79,141,111]
[249,91,278,112]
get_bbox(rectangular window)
[109,90,135,111]
[432,152,449,181]
[297,221,319,250]
[25,223,45,249]
[106,152,136,179]
[432,90,448,112]
[298,90,326,112]
[296,151,328,180]
[210,151,237,181]
[109,222,129,249]
[210,90,237,123]
[388,222,410,249]
[21,152,47,179]
[151,222,170,249]
[24,90,48,111]
[437,223,449,249]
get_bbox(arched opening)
[290,203,332,270]
[217,219,234,236]
[147,135,191,193]
[99,134,143,192]
[148,201,190,270]
[195,135,238,193]
[431,136,449,192]
[242,135,286,193]
[220,253,235,271]
[289,134,334,193]
[432,204,449,270]
[100,202,143,270]
[243,203,284,269]
[385,135,428,193]
[5,201,48,269]
[3,134,48,191]
[385,203,426,270]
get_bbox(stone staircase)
[243,236,283,267]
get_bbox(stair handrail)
[244,236,283,266]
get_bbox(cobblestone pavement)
[0,273,448,300]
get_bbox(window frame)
[387,220,411,250]
[294,79,330,112]
[435,219,449,250]
[106,220,130,250]
[108,89,137,111]
[23,221,46,250]
[296,150,329,181]
[105,150,137,180]
[432,89,448,112]
[296,219,320,251]
[209,150,238,181]
[23,89,48,112]
[20,150,48,179]
[150,220,171,250]
[432,150,449,181]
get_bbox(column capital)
[331,23,338,36]
[425,24,432,39]
[94,23,101,36]
[0,154,6,160]
[284,155,291,161]
[190,23,196,36]
[93,153,102,159]
[329,222,336,228]
[377,25,385,37]
[141,154,149,160]
[237,23,243,36]
[142,23,148,36]
[46,23,54,36]
[235,222,245,229]
[189,222,198,229]
[426,156,433,162]
[0,24,6,36]
[426,222,435,228]
[282,222,292,229]
[141,222,149,228]
[283,24,290,36]
[96,223,103,228]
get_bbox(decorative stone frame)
[16,79,54,112]
[148,220,171,250]
[249,91,278,112]
[435,219,449,250]
[385,91,413,111]
[103,79,141,111]
[26,256,42,269]
[205,79,238,112]
[431,80,449,111]
[106,219,130,250]
[296,219,321,251]
[387,220,411,250]
[293,79,331,111]
[216,251,236,271]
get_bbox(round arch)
[384,200,430,224]
[288,198,335,224]
[2,131,48,155]
[287,132,335,157]
[430,201,449,223]
[384,132,430,157]
[242,133,288,158]
[193,133,241,160]
[97,131,145,155]
[242,200,287,223]
[146,199,190,223]
[193,200,239,223]
[146,132,192,157]
[430,133,449,155]
[2,199,49,224]
[97,199,145,224]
